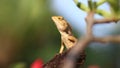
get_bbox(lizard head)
[51,16,68,31]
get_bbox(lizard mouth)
[51,16,65,26]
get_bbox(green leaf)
[96,0,106,6]
[73,0,89,12]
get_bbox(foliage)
[74,0,120,18]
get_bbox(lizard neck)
[59,30,73,36]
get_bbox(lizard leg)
[59,39,64,53]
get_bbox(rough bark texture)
[43,48,86,68]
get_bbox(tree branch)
[62,11,95,68]
[63,38,91,68]
[93,36,120,43]
[94,18,120,24]
[85,11,94,37]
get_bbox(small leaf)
[96,0,106,6]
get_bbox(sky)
[50,0,117,37]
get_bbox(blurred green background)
[0,0,60,68]
[0,0,120,68]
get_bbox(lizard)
[51,16,78,53]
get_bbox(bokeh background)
[0,0,120,68]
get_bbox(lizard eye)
[58,17,64,20]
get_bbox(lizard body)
[52,16,77,53]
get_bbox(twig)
[94,18,120,24]
[93,36,120,43]
[85,11,94,37]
